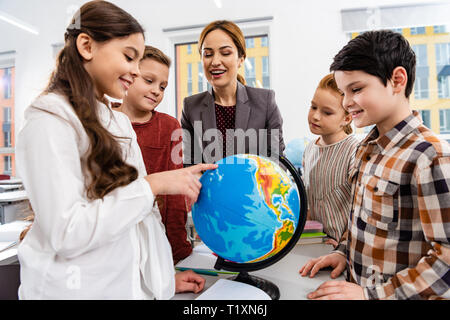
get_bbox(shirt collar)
[359,110,422,152]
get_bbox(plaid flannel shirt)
[334,111,450,300]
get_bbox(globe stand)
[214,257,280,300]
[232,272,280,300]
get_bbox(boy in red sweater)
[114,46,192,264]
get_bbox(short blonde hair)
[317,74,353,135]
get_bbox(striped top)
[303,135,359,241]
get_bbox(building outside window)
[245,38,255,49]
[3,155,11,175]
[440,109,450,133]
[413,44,429,99]
[436,43,450,99]
[187,63,193,97]
[434,25,446,34]
[245,57,256,87]
[261,36,268,47]
[420,109,431,128]
[410,26,426,35]
[3,68,12,100]
[0,64,15,176]
[262,56,270,89]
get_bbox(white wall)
[0,0,433,147]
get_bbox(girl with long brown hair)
[16,0,215,299]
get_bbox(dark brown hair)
[142,45,171,68]
[318,74,353,135]
[330,30,416,98]
[198,20,247,85]
[47,0,145,200]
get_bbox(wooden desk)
[173,243,344,300]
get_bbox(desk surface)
[173,243,343,300]
[0,190,27,202]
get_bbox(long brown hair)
[198,20,247,85]
[47,0,144,200]
[318,74,353,135]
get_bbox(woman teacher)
[181,20,285,165]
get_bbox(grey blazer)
[181,81,285,165]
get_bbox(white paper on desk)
[196,279,271,300]
[193,243,214,256]
[176,251,217,270]
[0,241,17,253]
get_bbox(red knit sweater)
[131,111,192,264]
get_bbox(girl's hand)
[175,270,206,294]
[299,252,346,279]
[146,163,218,205]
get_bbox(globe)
[192,154,302,264]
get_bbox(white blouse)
[16,93,175,300]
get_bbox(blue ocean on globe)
[192,154,300,263]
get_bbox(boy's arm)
[365,156,450,300]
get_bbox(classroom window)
[261,36,268,47]
[262,56,270,89]
[419,110,431,128]
[3,107,11,123]
[0,65,15,177]
[187,63,193,97]
[245,57,256,87]
[175,34,270,120]
[246,38,255,49]
[2,68,12,100]
[410,26,426,35]
[434,25,447,34]
[3,155,11,175]
[412,45,429,99]
[415,77,429,99]
[3,130,11,148]
[197,62,205,92]
[440,109,450,133]
[438,76,450,99]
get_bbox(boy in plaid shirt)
[299,30,450,300]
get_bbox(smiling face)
[308,88,350,137]
[125,58,169,113]
[334,70,397,130]
[201,29,244,90]
[82,32,145,99]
